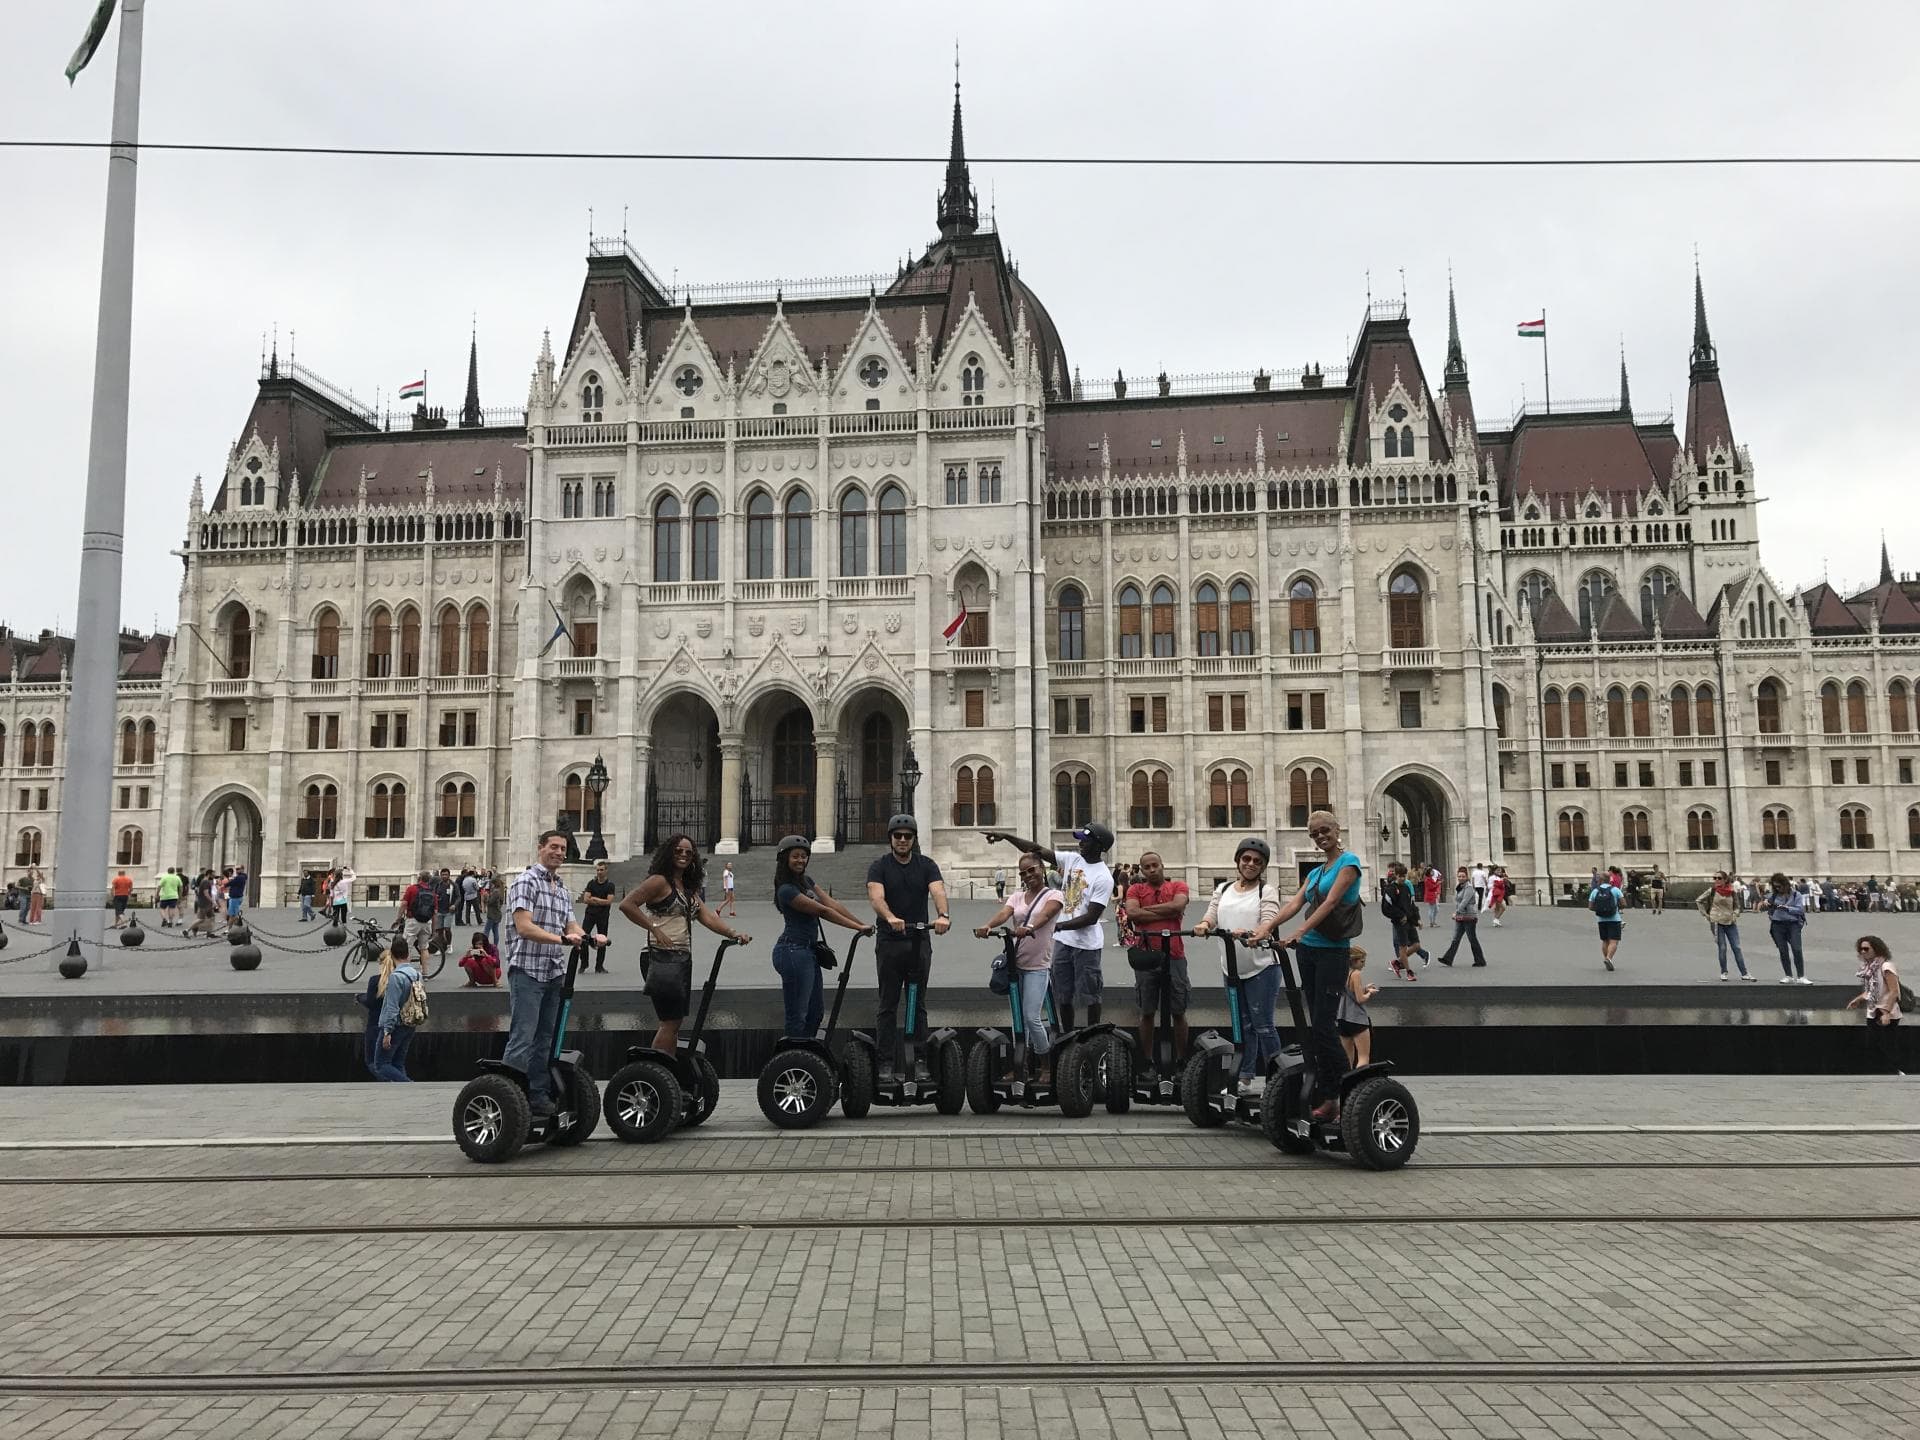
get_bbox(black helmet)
[1073,821,1116,855]
[1235,837,1272,865]
[887,814,918,837]
[775,834,810,855]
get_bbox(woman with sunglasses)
[1847,936,1904,1074]
[1191,837,1284,1097]
[618,833,748,1055]
[1272,811,1365,1122]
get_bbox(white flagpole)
[58,0,145,970]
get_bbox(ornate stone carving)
[652,619,671,639]
[747,616,765,637]
[864,653,881,671]
[673,655,691,674]
[787,615,806,635]
[695,619,712,638]
[884,613,902,633]
[841,613,859,634]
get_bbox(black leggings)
[1294,946,1350,1106]
[874,932,932,1068]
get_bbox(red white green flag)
[398,378,426,400]
[942,605,968,642]
[1516,318,1546,338]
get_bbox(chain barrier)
[0,936,68,968]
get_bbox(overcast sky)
[3,1,1917,632]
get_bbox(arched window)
[1310,767,1330,812]
[14,828,42,866]
[114,825,142,864]
[1577,570,1615,631]
[580,372,603,422]
[1630,685,1651,737]
[1228,581,1254,655]
[953,766,977,827]
[1150,584,1176,658]
[120,719,138,765]
[652,494,681,582]
[559,772,587,834]
[1129,769,1173,829]
[1605,686,1628,738]
[783,490,813,578]
[1694,683,1717,737]
[1194,583,1221,656]
[436,604,461,677]
[1566,686,1590,739]
[1620,809,1651,852]
[1556,809,1588,852]
[1400,424,1414,455]
[0,722,6,768]
[312,608,339,680]
[225,606,253,679]
[1908,804,1920,849]
[1670,684,1693,737]
[1757,679,1784,735]
[1501,810,1517,853]
[960,353,985,407]
[1638,568,1677,628]
[396,606,421,678]
[1056,586,1085,661]
[837,490,868,578]
[1518,571,1553,615]
[19,723,37,770]
[1116,585,1144,659]
[1054,768,1093,831]
[1686,806,1718,851]
[366,606,392,678]
[976,765,996,826]
[1890,679,1913,735]
[465,604,490,677]
[1839,806,1873,850]
[1382,426,1399,460]
[437,780,477,839]
[1761,806,1795,850]
[690,494,719,582]
[1388,568,1424,648]
[1289,578,1319,654]
[1205,767,1251,829]
[297,782,338,840]
[1492,683,1510,738]
[1542,687,1564,740]
[1820,681,1842,734]
[365,781,407,839]
[743,492,775,580]
[36,722,54,768]
[876,484,907,576]
[1845,680,1868,734]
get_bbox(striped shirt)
[505,864,573,982]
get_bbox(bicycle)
[340,919,447,983]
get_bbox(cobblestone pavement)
[0,1077,1912,1438]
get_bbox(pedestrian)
[225,865,248,926]
[1470,859,1490,916]
[461,867,481,927]
[771,836,870,1041]
[1339,946,1378,1069]
[992,865,1007,902]
[1489,867,1509,925]
[1695,870,1754,980]
[1419,863,1442,928]
[155,866,182,927]
[976,850,1064,1085]
[1648,865,1666,915]
[579,860,616,975]
[353,952,385,1076]
[721,862,736,917]
[433,868,456,954]
[1437,864,1487,967]
[26,864,46,924]
[1764,871,1809,985]
[370,936,427,1082]
[109,868,133,929]
[985,820,1115,1035]
[1121,850,1191,1080]
[298,869,316,923]
[1588,868,1624,972]
[1191,837,1284,1097]
[330,865,355,926]
[185,872,219,936]
[862,815,952,1081]
[618,833,747,1058]
[458,931,501,988]
[482,872,502,950]
[504,831,588,1119]
[1272,812,1364,1123]
[399,871,438,957]
[1846,935,1905,1074]
[1379,861,1422,980]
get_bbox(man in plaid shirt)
[503,830,586,1117]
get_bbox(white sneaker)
[1490,918,1502,927]
[1796,976,1812,985]
[1742,973,1758,981]
[1719,973,1729,981]
[1778,976,1794,984]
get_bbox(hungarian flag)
[399,378,427,400]
[1516,318,1546,338]
[65,0,118,84]
[942,605,968,642]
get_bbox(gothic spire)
[936,56,979,239]
[1881,535,1895,587]
[1689,260,1717,379]
[1443,272,1468,387]
[1618,347,1632,415]
[459,323,482,428]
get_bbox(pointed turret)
[1689,264,1717,379]
[936,69,979,239]
[1440,273,1477,446]
[1443,274,1468,387]
[1618,349,1632,415]
[1683,262,1738,470]
[459,325,483,428]
[1881,536,1895,587]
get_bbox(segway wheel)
[1178,1053,1227,1129]
[548,1067,600,1147]
[964,1038,1003,1115]
[1341,1077,1420,1171]
[682,1055,721,1129]
[453,1074,530,1164]
[933,1038,966,1116]
[839,1043,875,1119]
[603,1060,684,1144]
[1262,1072,1314,1155]
[758,1049,838,1129]
[1054,1040,1094,1118]
[1102,1034,1133,1115]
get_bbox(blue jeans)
[503,968,566,1107]
[1016,969,1052,1056]
[771,939,824,1039]
[1712,922,1748,975]
[1237,962,1282,1079]
[1769,920,1804,978]
[300,894,313,921]
[484,916,500,948]
[369,1025,415,1081]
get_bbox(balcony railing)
[639,418,725,444]
[545,422,627,448]
[648,582,722,605]
[359,677,417,697]
[828,410,915,436]
[1112,657,1180,678]
[554,657,606,680]
[948,647,996,669]
[206,678,257,700]
[930,405,1014,430]
[1284,653,1325,674]
[427,675,491,694]
[737,414,820,440]
[736,579,817,603]
[829,576,913,600]
[1052,661,1096,680]
[1384,647,1437,670]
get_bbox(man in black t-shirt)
[580,860,616,975]
[864,814,950,1080]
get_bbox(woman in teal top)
[1273,810,1364,1121]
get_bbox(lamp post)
[898,744,922,822]
[584,753,609,862]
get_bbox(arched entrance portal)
[742,691,815,850]
[837,687,912,846]
[1383,772,1449,877]
[201,792,264,881]
[646,693,721,851]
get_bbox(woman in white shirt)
[1191,838,1285,1095]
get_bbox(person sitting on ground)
[1338,947,1378,1068]
[459,931,501,988]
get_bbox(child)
[1338,946,1379,1067]
[459,931,501,988]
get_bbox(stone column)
[631,738,652,860]
[714,736,744,855]
[813,736,838,852]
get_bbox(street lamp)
[898,743,922,821]
[584,752,609,861]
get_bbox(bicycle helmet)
[1234,837,1272,865]
[1072,821,1116,855]
[887,814,918,837]
[775,834,811,855]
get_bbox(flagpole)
[59,0,145,970]
[1541,307,1551,414]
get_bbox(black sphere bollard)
[58,935,88,980]
[0,926,8,952]
[120,917,146,947]
[322,922,348,947]
[226,923,252,948]
[229,942,262,972]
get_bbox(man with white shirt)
[1470,861,1490,917]
[986,822,1115,1032]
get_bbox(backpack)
[1590,885,1619,920]
[398,970,429,1027]
[408,888,435,922]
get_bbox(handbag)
[1309,863,1365,942]
[988,951,1011,996]
[640,948,692,1003]
[811,939,839,970]
[1335,987,1367,1027]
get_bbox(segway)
[1260,943,1420,1170]
[757,928,871,1128]
[452,941,598,1164]
[838,921,964,1117]
[1100,927,1193,1110]
[964,926,1107,1117]
[1179,930,1275,1130]
[605,935,743,1144]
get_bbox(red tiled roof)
[1684,373,1738,470]
[309,431,526,508]
[1344,325,1448,466]
[1594,591,1647,641]
[1801,582,1866,635]
[1505,417,1661,504]
[1045,391,1348,479]
[1529,589,1585,642]
[121,634,171,679]
[1655,587,1713,639]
